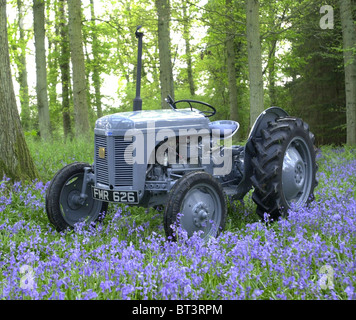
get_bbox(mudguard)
[234,107,289,199]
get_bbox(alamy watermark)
[320,5,334,29]
[318,265,334,290]
[122,121,233,176]
[0,264,36,297]
[19,264,35,290]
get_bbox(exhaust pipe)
[133,25,144,111]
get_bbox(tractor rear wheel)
[250,117,317,221]
[164,171,227,241]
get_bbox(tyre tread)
[251,118,318,220]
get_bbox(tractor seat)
[209,120,239,139]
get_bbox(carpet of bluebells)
[0,145,355,300]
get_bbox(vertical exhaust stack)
[133,25,144,111]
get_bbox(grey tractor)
[45,27,317,240]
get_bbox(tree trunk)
[245,0,264,128]
[156,0,174,109]
[182,4,195,96]
[33,0,51,140]
[58,0,72,141]
[90,0,103,119]
[17,0,30,131]
[225,0,241,139]
[47,1,59,124]
[68,0,90,137]
[268,40,277,106]
[264,7,284,108]
[340,0,356,145]
[0,0,38,181]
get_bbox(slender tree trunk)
[115,37,130,83]
[58,0,72,141]
[245,0,264,128]
[156,0,174,109]
[225,0,240,137]
[340,0,356,145]
[83,36,94,122]
[226,40,242,139]
[0,0,38,181]
[264,7,284,108]
[182,4,195,96]
[16,0,30,131]
[68,0,90,137]
[47,38,58,111]
[33,0,51,140]
[90,0,103,119]
[47,1,59,121]
[268,41,277,106]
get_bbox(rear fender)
[234,107,289,199]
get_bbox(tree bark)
[182,4,195,96]
[90,0,103,119]
[245,0,264,128]
[156,0,174,109]
[340,0,356,145]
[268,40,277,106]
[47,1,59,124]
[0,0,38,181]
[58,0,72,141]
[68,0,90,137]
[33,0,51,140]
[225,0,241,138]
[16,0,30,131]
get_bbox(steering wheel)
[165,95,216,118]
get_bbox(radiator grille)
[95,135,134,187]
[114,136,134,186]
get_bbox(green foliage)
[279,0,346,145]
[5,0,352,145]
[25,136,95,182]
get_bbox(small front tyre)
[164,171,227,241]
[45,162,108,232]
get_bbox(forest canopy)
[4,0,356,145]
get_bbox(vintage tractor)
[45,27,318,240]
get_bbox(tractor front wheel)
[45,162,108,232]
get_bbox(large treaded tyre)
[164,171,227,241]
[45,162,108,232]
[250,117,318,221]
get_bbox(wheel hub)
[294,162,304,185]
[56,170,104,228]
[192,202,209,228]
[282,137,313,206]
[283,146,305,200]
[67,190,84,210]
[177,182,222,239]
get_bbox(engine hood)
[95,109,210,135]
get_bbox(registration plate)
[92,187,139,204]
